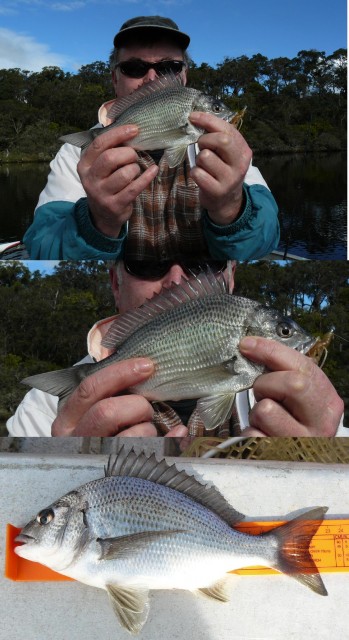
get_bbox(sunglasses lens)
[124,261,226,280]
[119,61,149,78]
[157,60,185,75]
[118,60,185,78]
[124,261,171,279]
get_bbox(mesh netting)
[182,437,349,462]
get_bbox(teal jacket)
[23,143,279,260]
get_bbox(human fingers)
[60,395,155,437]
[240,427,266,437]
[240,337,343,435]
[79,144,141,182]
[197,129,251,171]
[239,336,314,373]
[52,358,155,435]
[190,112,251,173]
[189,111,233,134]
[80,125,139,164]
[115,423,158,437]
[251,370,342,436]
[164,425,189,437]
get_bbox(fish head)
[14,490,88,570]
[247,307,317,354]
[192,93,233,122]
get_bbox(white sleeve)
[335,416,349,436]
[6,389,58,437]
[36,143,86,209]
[244,162,269,189]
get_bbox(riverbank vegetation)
[0,48,346,162]
[1,260,348,435]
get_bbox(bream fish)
[22,270,316,431]
[15,448,328,635]
[59,74,234,167]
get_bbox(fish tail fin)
[268,506,328,595]
[22,363,95,405]
[59,130,95,150]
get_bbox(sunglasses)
[123,260,227,280]
[115,59,186,79]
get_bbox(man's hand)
[239,337,344,437]
[189,111,252,225]
[52,358,188,438]
[77,126,159,237]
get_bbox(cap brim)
[114,25,190,49]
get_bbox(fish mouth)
[296,337,317,355]
[15,533,35,545]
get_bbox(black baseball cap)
[113,16,190,50]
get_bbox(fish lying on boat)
[15,448,328,635]
[59,74,234,167]
[22,269,316,431]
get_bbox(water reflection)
[0,163,50,244]
[256,153,347,259]
[0,153,347,259]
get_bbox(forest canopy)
[0,260,348,434]
[0,48,346,161]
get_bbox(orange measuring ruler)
[5,520,349,582]
[233,519,349,575]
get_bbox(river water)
[0,152,347,259]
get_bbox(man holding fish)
[23,16,279,261]
[7,261,345,438]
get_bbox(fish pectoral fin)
[98,530,185,561]
[106,583,150,634]
[164,144,188,168]
[198,577,231,602]
[196,393,236,431]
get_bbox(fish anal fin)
[106,583,150,635]
[197,393,236,431]
[268,506,328,596]
[198,577,231,602]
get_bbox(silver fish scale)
[115,86,201,141]
[75,476,271,583]
[113,295,260,399]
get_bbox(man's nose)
[161,265,186,288]
[142,67,158,83]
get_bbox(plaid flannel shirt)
[124,151,211,261]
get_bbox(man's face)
[112,42,187,99]
[110,263,235,314]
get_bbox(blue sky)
[0,0,346,73]
[24,260,59,274]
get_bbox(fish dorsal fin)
[107,73,184,121]
[106,583,150,634]
[105,446,244,526]
[101,268,227,350]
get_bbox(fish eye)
[276,322,294,338]
[36,508,54,525]
[212,102,222,113]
